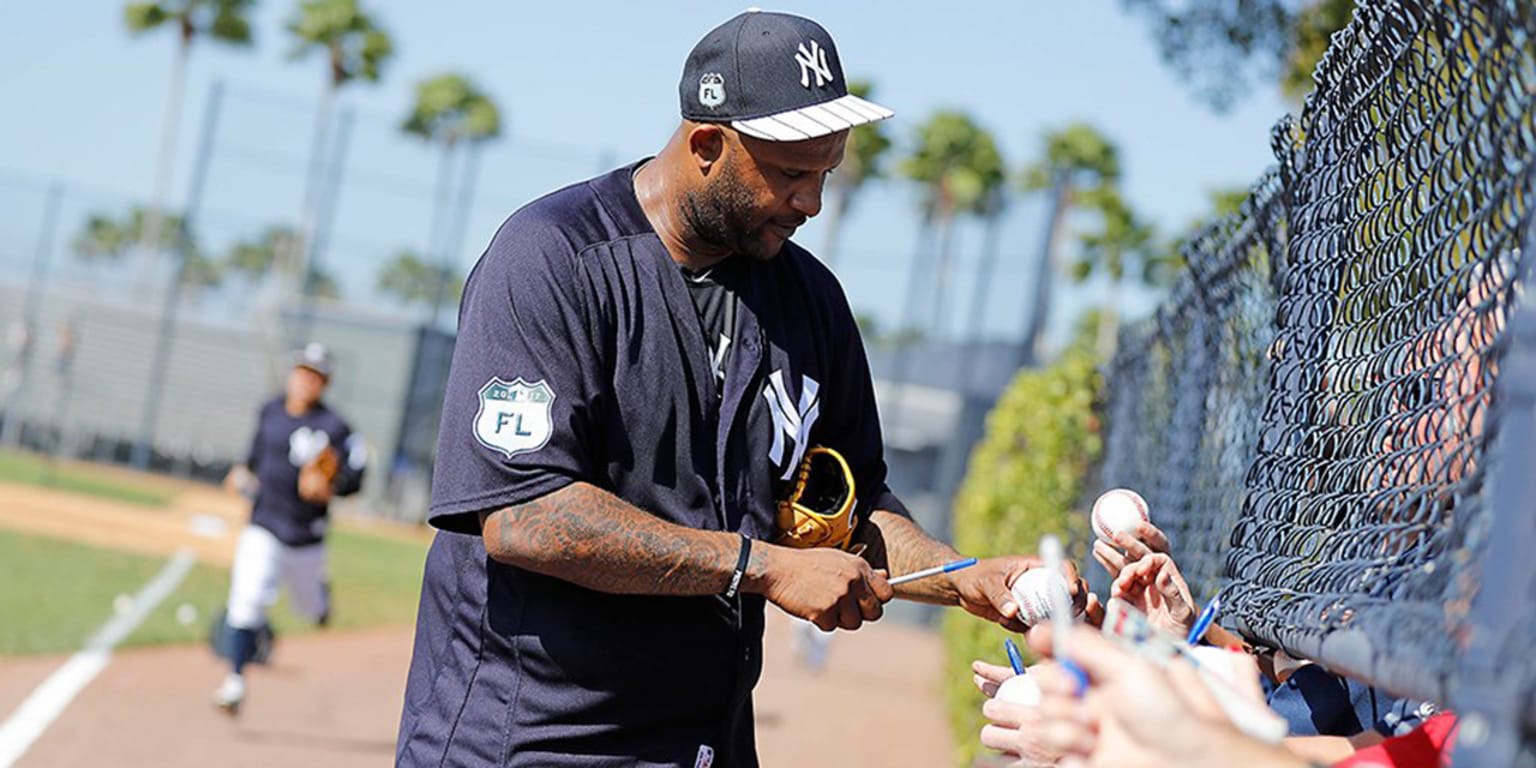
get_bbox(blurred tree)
[179,249,225,291]
[72,207,191,261]
[942,315,1101,767]
[1071,185,1158,356]
[401,72,502,325]
[123,0,254,267]
[377,250,463,309]
[222,223,341,298]
[1120,0,1355,109]
[852,311,880,340]
[307,268,341,299]
[818,80,893,269]
[1017,123,1120,365]
[225,225,300,279]
[285,0,393,289]
[899,111,1006,336]
[1147,186,1252,286]
[71,207,218,292]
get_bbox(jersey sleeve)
[331,422,367,498]
[426,217,605,534]
[244,403,265,471]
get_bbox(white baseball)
[1009,567,1072,626]
[1092,488,1150,543]
[994,672,1041,706]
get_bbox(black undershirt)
[680,257,744,400]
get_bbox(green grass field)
[0,527,428,656]
[0,449,174,507]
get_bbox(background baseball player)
[396,11,1078,767]
[212,342,367,715]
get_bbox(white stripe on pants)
[226,524,329,629]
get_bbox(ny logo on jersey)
[794,40,833,89]
[762,370,820,480]
[288,426,331,466]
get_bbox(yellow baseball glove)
[775,446,859,551]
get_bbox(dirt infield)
[2,610,951,767]
[0,472,955,766]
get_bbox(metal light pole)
[132,80,224,470]
[295,106,355,343]
[0,182,65,447]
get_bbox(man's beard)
[683,157,780,261]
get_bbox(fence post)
[132,80,224,470]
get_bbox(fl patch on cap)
[679,9,894,141]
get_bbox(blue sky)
[0,1,1297,346]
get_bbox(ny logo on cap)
[794,40,833,89]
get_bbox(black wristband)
[724,533,751,599]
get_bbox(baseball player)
[212,342,367,715]
[396,11,1055,766]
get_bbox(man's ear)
[686,123,727,173]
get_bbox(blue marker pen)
[888,557,978,586]
[1186,596,1222,646]
[1004,637,1026,675]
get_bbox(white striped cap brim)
[731,93,894,141]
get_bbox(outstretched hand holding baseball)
[945,555,1047,631]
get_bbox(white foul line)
[0,548,196,768]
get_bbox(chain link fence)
[1098,0,1535,758]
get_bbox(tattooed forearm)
[867,510,964,605]
[478,482,739,596]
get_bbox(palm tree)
[377,249,463,309]
[898,111,1006,338]
[1071,184,1157,357]
[818,80,892,269]
[960,184,1011,353]
[1017,123,1121,365]
[71,206,217,293]
[73,206,190,261]
[123,0,254,275]
[400,72,502,324]
[226,225,300,281]
[223,223,341,300]
[285,0,393,291]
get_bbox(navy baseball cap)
[293,342,333,378]
[680,9,894,141]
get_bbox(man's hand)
[753,545,894,631]
[1092,520,1171,578]
[223,465,257,498]
[948,557,1092,632]
[1111,553,1197,636]
[971,659,1014,699]
[946,555,1042,632]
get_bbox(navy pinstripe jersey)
[244,397,365,546]
[397,162,905,768]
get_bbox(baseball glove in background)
[775,446,858,551]
[298,445,339,504]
